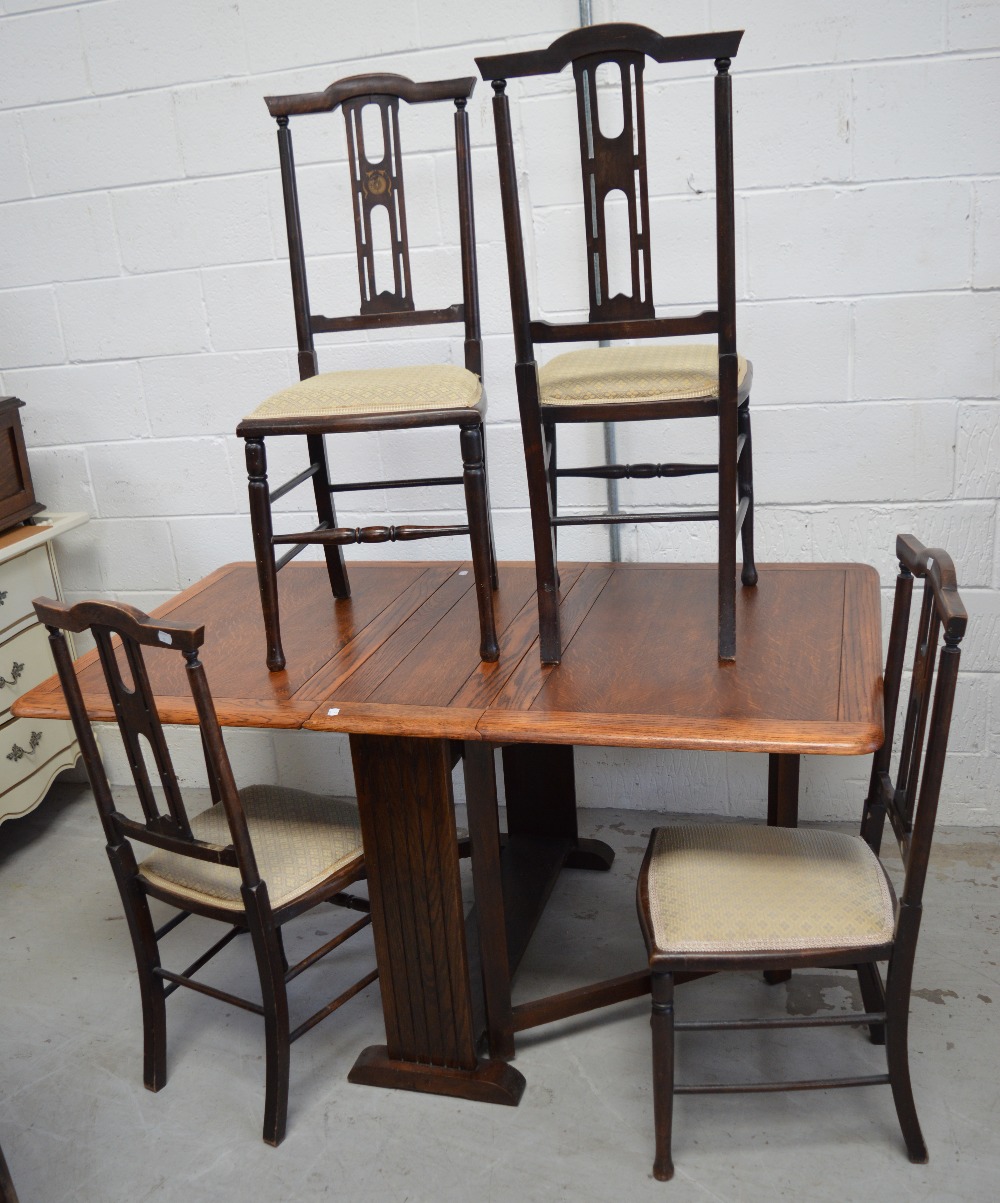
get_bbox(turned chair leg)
[306,433,351,601]
[245,438,287,673]
[650,971,676,1181]
[461,424,500,662]
[738,401,758,587]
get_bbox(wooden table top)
[15,560,883,755]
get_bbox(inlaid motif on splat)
[343,95,414,315]
[363,168,392,197]
[572,51,654,322]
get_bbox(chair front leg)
[650,970,676,1181]
[461,424,500,662]
[737,400,758,587]
[245,437,286,673]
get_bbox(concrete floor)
[2,783,999,1203]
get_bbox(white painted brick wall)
[0,0,997,825]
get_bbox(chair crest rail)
[475,25,743,80]
[265,73,476,117]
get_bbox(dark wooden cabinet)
[0,397,43,535]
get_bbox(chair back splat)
[33,597,375,1146]
[238,74,498,672]
[477,25,756,664]
[636,533,967,1179]
[266,74,482,367]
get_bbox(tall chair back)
[862,534,968,914]
[266,73,483,380]
[34,598,259,887]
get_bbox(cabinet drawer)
[0,735,80,826]
[0,714,76,796]
[0,622,57,719]
[0,544,53,636]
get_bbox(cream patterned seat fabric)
[139,785,363,913]
[645,823,896,957]
[244,363,483,422]
[538,344,749,408]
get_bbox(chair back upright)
[33,598,260,891]
[476,25,743,373]
[861,535,968,917]
[264,73,483,382]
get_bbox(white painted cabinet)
[0,513,88,828]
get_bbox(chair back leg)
[717,400,738,661]
[855,961,886,1045]
[108,844,169,1092]
[305,433,351,599]
[245,437,287,673]
[884,932,929,1163]
[737,401,758,586]
[460,424,500,661]
[244,885,292,1147]
[544,420,558,568]
[480,424,500,590]
[515,366,562,663]
[650,971,676,1181]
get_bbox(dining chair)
[476,25,756,664]
[33,597,377,1146]
[636,534,967,1180]
[237,73,499,672]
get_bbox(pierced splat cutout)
[91,625,193,837]
[343,95,414,315]
[573,52,654,322]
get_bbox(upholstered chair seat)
[539,345,751,410]
[643,823,895,959]
[242,364,484,426]
[140,785,364,912]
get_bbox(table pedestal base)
[565,837,615,870]
[349,1046,526,1105]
